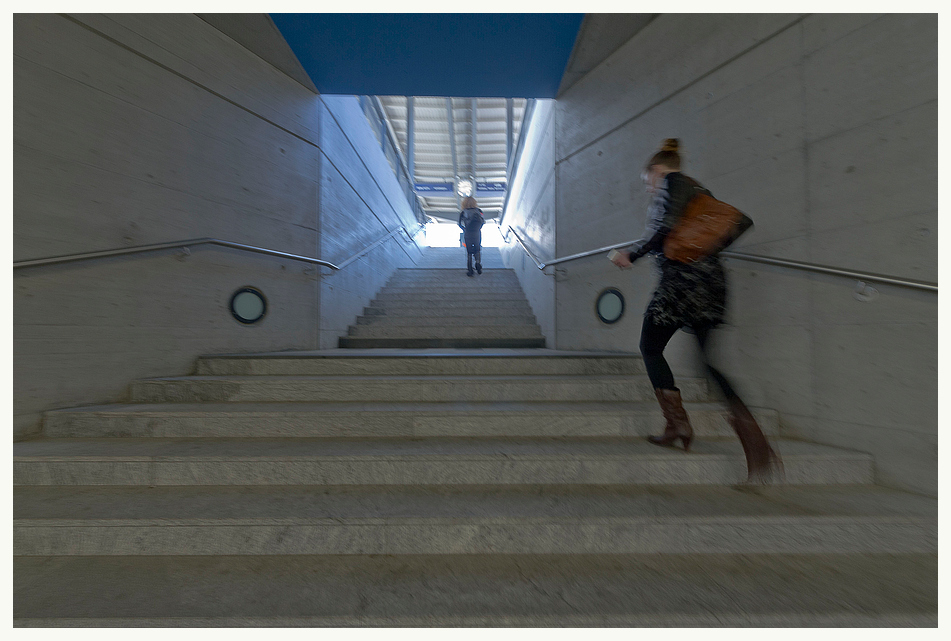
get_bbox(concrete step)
[12,438,871,487]
[195,350,646,376]
[366,299,534,312]
[386,279,522,290]
[355,315,537,327]
[43,401,774,438]
[381,276,523,294]
[380,290,527,300]
[339,337,548,348]
[383,281,523,291]
[374,292,530,302]
[129,375,710,403]
[14,552,937,626]
[346,325,542,339]
[357,313,538,327]
[362,305,533,317]
[390,267,516,277]
[13,485,936,555]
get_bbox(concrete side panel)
[802,14,937,143]
[800,13,885,54]
[808,211,938,283]
[555,13,804,159]
[812,321,936,433]
[698,66,805,179]
[12,14,420,437]
[552,258,653,354]
[12,63,319,257]
[806,100,938,241]
[787,416,937,497]
[500,100,558,344]
[317,97,423,348]
[14,252,320,436]
[320,96,419,233]
[67,13,321,142]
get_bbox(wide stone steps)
[13,438,866,486]
[13,485,935,556]
[362,305,533,317]
[355,315,538,327]
[365,299,534,312]
[347,266,548,348]
[339,336,548,349]
[13,552,938,626]
[128,375,710,403]
[194,350,647,376]
[379,286,526,295]
[346,325,544,339]
[42,401,773,438]
[386,267,516,281]
[374,292,530,302]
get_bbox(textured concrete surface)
[16,343,937,623]
[340,264,546,348]
[42,401,775,439]
[128,374,710,403]
[14,14,422,438]
[195,349,647,376]
[13,438,870,486]
[13,485,935,556]
[498,99,557,342]
[14,553,938,626]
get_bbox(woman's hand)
[611,253,634,269]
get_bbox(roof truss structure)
[375,96,528,221]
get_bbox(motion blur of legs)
[13,13,935,628]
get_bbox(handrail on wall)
[13,224,426,271]
[502,226,937,293]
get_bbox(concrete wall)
[508,14,937,495]
[13,13,421,438]
[317,95,423,348]
[498,100,557,345]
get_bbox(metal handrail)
[13,224,426,271]
[718,251,937,293]
[502,226,937,293]
[335,224,425,270]
[501,226,546,271]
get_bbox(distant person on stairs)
[458,196,485,277]
[610,138,784,484]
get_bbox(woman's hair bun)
[661,138,679,152]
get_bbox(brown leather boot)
[648,388,694,451]
[726,397,785,484]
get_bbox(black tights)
[638,316,739,401]
[467,251,482,270]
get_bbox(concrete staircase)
[13,250,937,626]
[339,256,545,348]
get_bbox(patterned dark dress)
[630,172,727,328]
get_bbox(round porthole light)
[596,288,625,324]
[230,287,267,324]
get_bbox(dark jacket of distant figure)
[458,207,485,254]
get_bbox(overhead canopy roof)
[372,96,529,220]
[269,13,584,98]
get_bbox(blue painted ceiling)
[270,13,584,97]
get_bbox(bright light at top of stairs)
[423,221,504,248]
